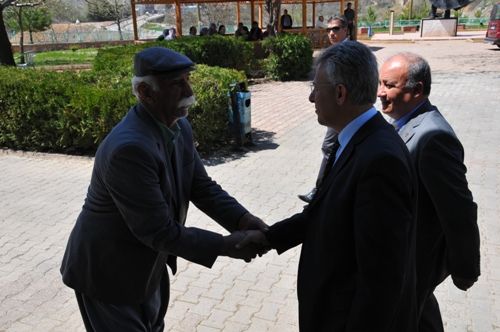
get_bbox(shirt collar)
[336,106,378,159]
[394,100,426,131]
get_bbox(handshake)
[221,212,272,262]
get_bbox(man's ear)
[413,82,424,98]
[335,84,347,105]
[137,82,153,102]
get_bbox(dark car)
[485,3,500,48]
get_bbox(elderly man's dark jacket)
[61,104,247,304]
[398,100,480,307]
[267,113,418,332]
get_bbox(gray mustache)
[178,95,196,108]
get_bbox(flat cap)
[134,47,194,77]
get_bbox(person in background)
[344,2,356,40]
[218,25,226,35]
[60,47,269,332]
[208,23,217,35]
[200,27,209,36]
[378,52,480,332]
[235,22,248,39]
[165,27,176,40]
[189,26,197,36]
[315,15,326,28]
[248,21,263,41]
[280,9,293,29]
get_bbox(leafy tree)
[85,0,130,40]
[6,5,50,43]
[366,6,377,26]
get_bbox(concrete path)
[1,39,499,331]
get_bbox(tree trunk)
[18,7,25,64]
[0,8,16,66]
[117,19,123,40]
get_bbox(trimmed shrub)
[0,65,246,154]
[189,64,246,150]
[261,33,313,81]
[93,36,254,74]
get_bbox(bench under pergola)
[130,0,358,47]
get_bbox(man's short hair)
[316,41,378,106]
[328,15,348,28]
[390,52,432,96]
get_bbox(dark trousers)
[418,290,444,332]
[75,273,170,332]
[316,127,339,187]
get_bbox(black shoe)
[298,188,317,203]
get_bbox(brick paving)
[1,39,499,331]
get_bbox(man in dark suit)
[241,41,418,331]
[60,47,268,331]
[378,52,480,332]
[280,9,293,29]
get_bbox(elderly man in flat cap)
[60,47,268,331]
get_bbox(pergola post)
[250,0,255,23]
[258,3,263,27]
[175,0,182,36]
[131,0,138,41]
[312,3,316,27]
[302,0,307,34]
[236,1,241,25]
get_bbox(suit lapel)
[310,113,388,207]
[136,104,179,212]
[398,99,434,144]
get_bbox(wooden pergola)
[130,0,358,42]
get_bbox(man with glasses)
[298,16,349,203]
[240,41,418,331]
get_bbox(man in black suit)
[378,52,480,332]
[241,41,418,331]
[60,47,268,331]
[280,9,293,29]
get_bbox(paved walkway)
[1,40,499,331]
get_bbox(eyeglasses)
[326,26,342,33]
[310,82,333,92]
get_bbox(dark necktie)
[318,139,341,188]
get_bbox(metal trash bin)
[228,82,252,147]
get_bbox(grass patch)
[15,48,98,66]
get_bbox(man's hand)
[238,212,269,232]
[236,230,271,257]
[222,231,263,262]
[452,275,477,291]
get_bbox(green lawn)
[15,48,98,66]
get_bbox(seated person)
[189,26,197,36]
[235,22,248,38]
[218,25,226,35]
[248,21,263,41]
[200,27,209,36]
[208,23,217,35]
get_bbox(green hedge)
[93,36,254,75]
[0,64,245,154]
[261,34,313,81]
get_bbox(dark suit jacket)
[267,113,418,332]
[398,100,480,301]
[61,104,247,304]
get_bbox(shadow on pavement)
[369,46,384,52]
[203,129,278,166]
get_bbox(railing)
[358,17,489,28]
[9,30,134,44]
